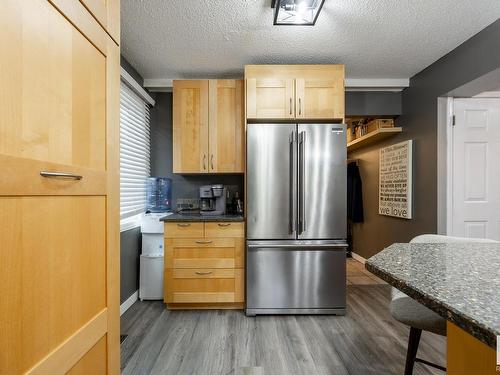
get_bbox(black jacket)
[347,162,364,223]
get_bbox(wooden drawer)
[164,269,244,303]
[165,222,204,238]
[205,222,244,238]
[165,238,243,268]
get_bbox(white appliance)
[139,212,171,300]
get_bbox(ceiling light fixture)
[271,0,325,26]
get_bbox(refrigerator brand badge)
[331,127,344,134]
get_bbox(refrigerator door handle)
[299,131,306,234]
[289,131,297,234]
[247,243,347,249]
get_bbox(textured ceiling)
[121,0,500,80]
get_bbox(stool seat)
[391,296,446,336]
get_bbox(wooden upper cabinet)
[173,79,244,174]
[245,65,345,121]
[173,80,210,173]
[246,78,295,119]
[295,78,344,119]
[79,0,120,43]
[209,80,245,173]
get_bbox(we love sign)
[379,140,413,219]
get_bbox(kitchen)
[1,1,500,375]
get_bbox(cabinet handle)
[289,97,292,115]
[195,240,213,244]
[177,223,191,227]
[195,271,213,276]
[40,171,82,180]
[217,223,231,227]
[210,154,214,170]
[299,98,302,115]
[203,154,207,170]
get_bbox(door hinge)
[452,115,456,126]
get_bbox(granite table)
[365,242,500,349]
[365,243,500,375]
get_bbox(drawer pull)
[177,223,191,227]
[195,271,213,276]
[217,223,231,227]
[40,171,82,180]
[195,240,213,244]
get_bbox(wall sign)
[379,140,413,219]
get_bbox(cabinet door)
[0,0,120,373]
[295,78,345,120]
[79,0,120,43]
[209,80,245,173]
[246,78,295,119]
[173,80,210,173]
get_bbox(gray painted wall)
[150,92,244,203]
[120,227,142,303]
[346,91,401,116]
[350,19,500,259]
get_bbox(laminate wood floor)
[121,264,445,375]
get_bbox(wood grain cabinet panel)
[0,0,120,373]
[164,222,245,308]
[174,80,244,174]
[165,222,205,238]
[205,222,245,238]
[1,0,106,171]
[79,0,120,43]
[173,80,210,173]
[246,78,295,119]
[245,65,345,121]
[295,78,344,120]
[209,80,245,173]
[164,268,244,304]
[0,197,107,374]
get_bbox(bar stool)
[391,234,498,375]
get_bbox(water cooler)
[139,177,172,300]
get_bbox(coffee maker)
[199,184,226,216]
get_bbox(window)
[119,80,151,221]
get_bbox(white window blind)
[120,80,151,220]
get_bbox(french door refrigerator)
[246,123,347,316]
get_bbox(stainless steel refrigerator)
[246,123,347,316]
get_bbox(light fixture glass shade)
[273,0,325,26]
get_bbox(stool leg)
[404,327,422,375]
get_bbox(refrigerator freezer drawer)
[246,241,346,315]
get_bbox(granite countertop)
[160,213,244,222]
[365,243,500,348]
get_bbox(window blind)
[120,81,151,220]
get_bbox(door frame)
[436,97,454,235]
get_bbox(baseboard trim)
[120,290,138,316]
[351,252,366,264]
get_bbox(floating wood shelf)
[347,127,402,152]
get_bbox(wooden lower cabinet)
[164,222,244,309]
[447,322,497,375]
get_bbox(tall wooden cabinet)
[245,65,345,121]
[0,0,120,373]
[173,79,245,174]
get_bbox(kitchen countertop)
[365,242,500,348]
[160,213,245,222]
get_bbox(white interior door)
[451,98,500,240]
